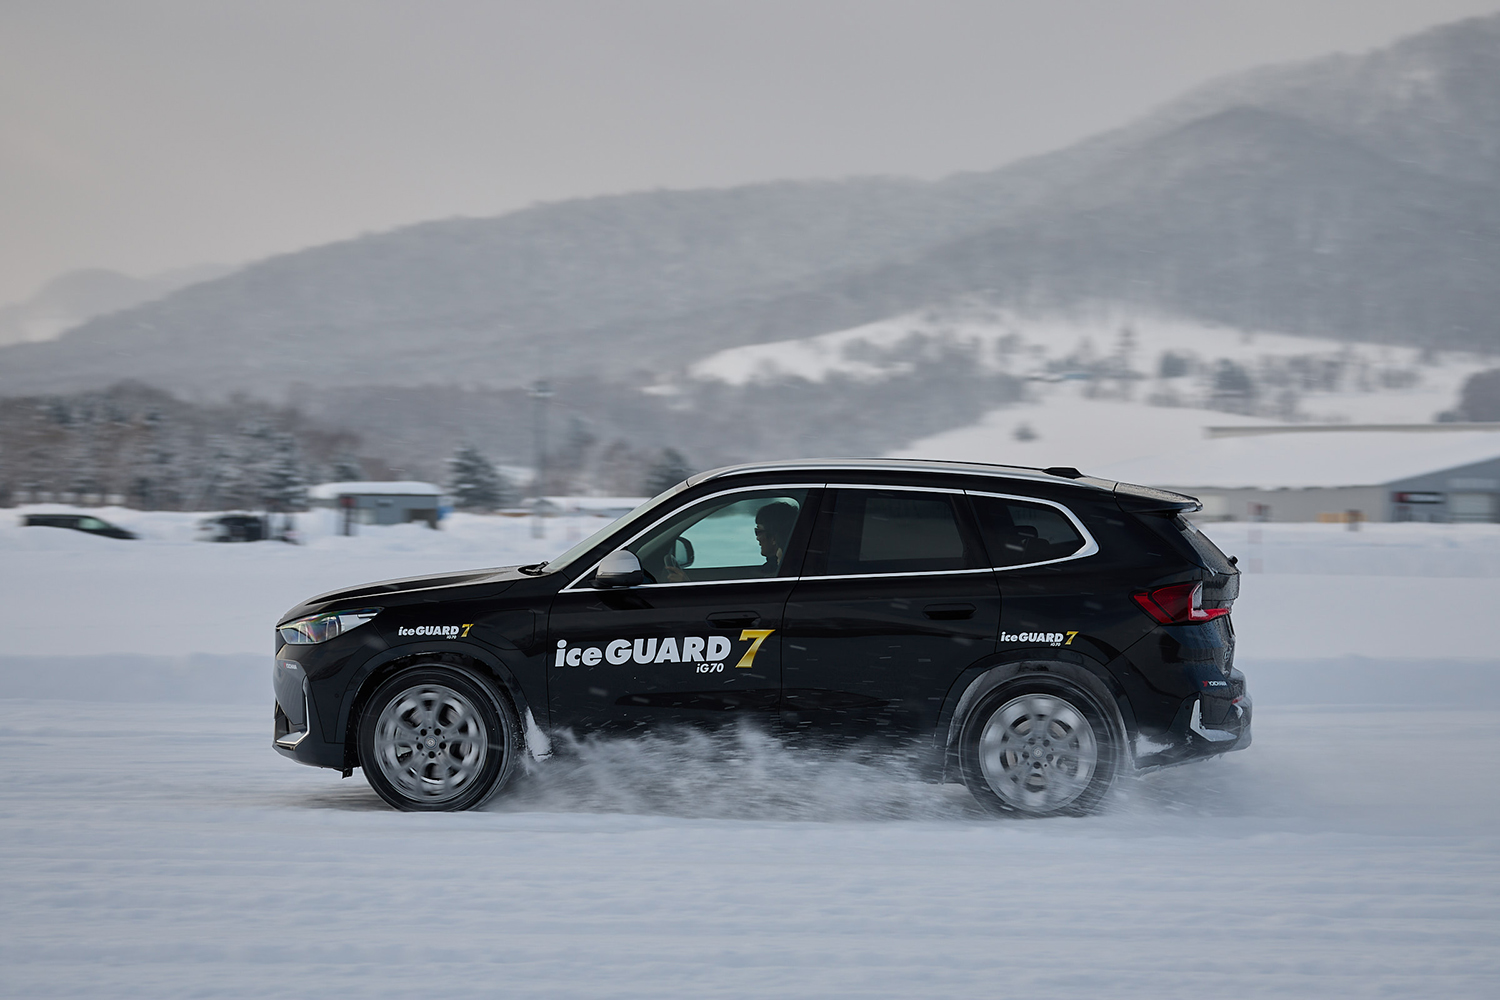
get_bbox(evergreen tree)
[259,432,308,512]
[447,444,512,510]
[1457,368,1500,421]
[330,454,365,482]
[644,447,692,495]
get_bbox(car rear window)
[969,495,1087,567]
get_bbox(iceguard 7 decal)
[397,624,475,638]
[999,630,1078,647]
[554,629,776,670]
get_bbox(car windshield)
[541,482,690,575]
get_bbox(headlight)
[278,607,381,645]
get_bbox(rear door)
[780,486,1001,739]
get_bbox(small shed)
[308,481,447,529]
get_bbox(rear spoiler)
[1114,482,1203,514]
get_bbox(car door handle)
[708,611,760,628]
[923,603,976,621]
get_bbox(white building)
[1094,424,1500,523]
[307,481,447,528]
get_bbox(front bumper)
[272,655,348,769]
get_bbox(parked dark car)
[22,513,136,539]
[196,513,269,542]
[271,460,1248,816]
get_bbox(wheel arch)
[938,650,1136,777]
[338,642,536,769]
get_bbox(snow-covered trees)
[0,383,339,510]
[447,444,515,511]
[644,448,692,495]
[330,454,365,481]
[1455,369,1500,421]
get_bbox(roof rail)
[687,458,1108,489]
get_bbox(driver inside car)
[661,499,800,583]
[752,500,798,576]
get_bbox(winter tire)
[958,679,1123,817]
[357,665,518,812]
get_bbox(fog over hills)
[0,264,235,348]
[0,14,1495,402]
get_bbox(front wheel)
[958,682,1122,816]
[357,665,518,811]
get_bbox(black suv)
[273,460,1248,815]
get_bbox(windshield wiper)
[517,561,549,576]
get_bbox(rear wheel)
[357,665,518,811]
[958,681,1122,816]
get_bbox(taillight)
[1132,581,1229,625]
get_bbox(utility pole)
[530,377,552,538]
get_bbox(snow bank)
[0,507,611,656]
[4,509,1499,664]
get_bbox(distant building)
[1095,424,1500,523]
[308,481,447,529]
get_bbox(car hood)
[278,566,527,625]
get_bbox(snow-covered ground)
[3,702,1497,998]
[2,508,1498,996]
[891,391,1278,470]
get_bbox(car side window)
[623,489,810,585]
[969,494,1086,568]
[805,489,980,576]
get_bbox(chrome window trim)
[567,566,1002,590]
[788,567,996,583]
[562,482,1100,592]
[573,575,796,593]
[562,483,825,592]
[964,489,1100,572]
[819,482,965,495]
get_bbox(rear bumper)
[1133,668,1252,770]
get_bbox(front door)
[781,487,1000,740]
[547,487,815,732]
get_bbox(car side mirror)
[594,549,645,589]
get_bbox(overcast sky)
[2,0,1497,303]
